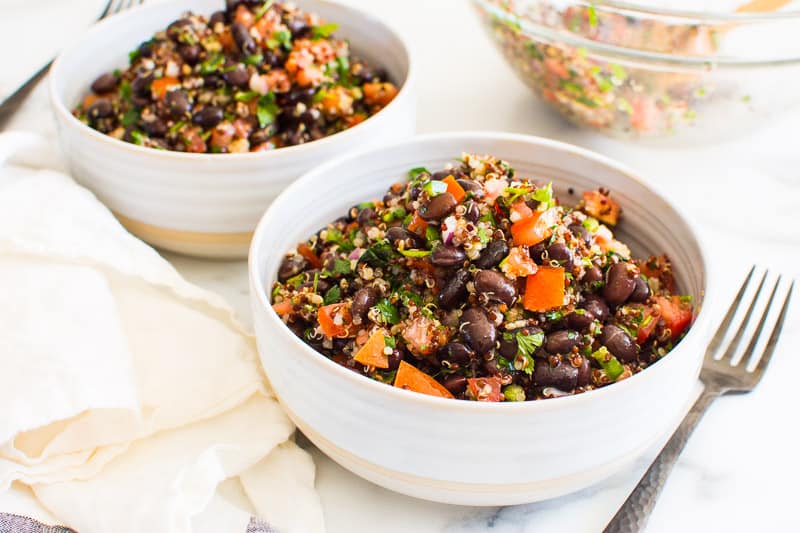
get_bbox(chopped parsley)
[359,240,395,267]
[375,298,400,325]
[199,53,225,75]
[323,285,341,305]
[532,182,554,209]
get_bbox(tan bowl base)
[115,213,252,260]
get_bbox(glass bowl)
[473,0,800,142]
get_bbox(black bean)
[387,348,403,371]
[431,169,459,181]
[420,192,457,221]
[529,242,546,264]
[583,265,604,286]
[567,309,594,330]
[569,223,590,244]
[351,287,377,320]
[142,117,167,137]
[203,74,225,89]
[498,330,519,358]
[263,49,283,68]
[299,109,319,127]
[223,65,250,88]
[192,106,224,128]
[438,342,474,366]
[601,324,638,362]
[603,262,637,306]
[178,43,201,65]
[137,40,153,58]
[87,99,113,120]
[278,254,308,281]
[90,73,118,94]
[209,10,226,26]
[576,356,592,386]
[438,269,470,309]
[287,17,311,37]
[356,207,376,225]
[249,128,272,146]
[430,244,466,267]
[582,294,610,323]
[483,358,500,375]
[460,307,496,355]
[231,21,257,55]
[131,74,152,96]
[534,358,578,390]
[277,86,315,106]
[166,90,191,118]
[544,329,580,354]
[385,226,425,249]
[166,19,191,42]
[457,179,484,198]
[465,200,481,222]
[546,242,573,271]
[443,375,468,395]
[474,269,517,307]
[474,240,509,269]
[629,276,651,303]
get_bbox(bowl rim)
[578,0,800,21]
[48,0,415,162]
[249,130,716,413]
[473,0,800,66]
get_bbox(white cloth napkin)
[0,132,324,533]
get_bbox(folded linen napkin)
[0,132,324,533]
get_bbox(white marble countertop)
[5,0,799,531]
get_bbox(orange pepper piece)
[394,361,454,398]
[407,212,429,235]
[523,266,565,312]
[353,330,389,369]
[150,76,180,100]
[272,300,294,316]
[442,175,466,203]
[317,303,353,338]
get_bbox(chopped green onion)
[256,92,279,128]
[592,346,624,380]
[384,335,396,349]
[425,226,441,244]
[382,207,406,223]
[312,22,339,39]
[582,217,599,233]
[532,182,554,209]
[587,3,598,27]
[200,53,225,74]
[119,81,132,102]
[235,91,259,102]
[408,166,429,178]
[609,63,628,83]
[399,249,431,258]
[129,130,146,145]
[254,0,274,20]
[503,384,526,402]
[243,53,263,66]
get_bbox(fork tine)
[704,265,756,358]
[717,269,768,364]
[751,280,794,377]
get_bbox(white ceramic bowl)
[249,132,714,505]
[49,0,415,259]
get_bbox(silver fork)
[604,266,794,532]
[0,0,144,129]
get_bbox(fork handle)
[0,60,51,130]
[603,388,719,533]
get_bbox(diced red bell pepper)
[655,296,693,340]
[297,243,322,269]
[523,266,565,312]
[636,307,660,344]
[407,212,429,235]
[317,303,353,338]
[510,208,558,246]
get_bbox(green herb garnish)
[120,108,140,127]
[592,346,624,380]
[200,53,225,74]
[532,182,554,209]
[235,91,259,102]
[243,53,264,66]
[408,166,430,179]
[587,3,598,27]
[323,285,341,305]
[399,249,431,258]
[129,130,146,145]
[375,298,400,325]
[359,240,395,267]
[254,0,274,20]
[267,29,292,50]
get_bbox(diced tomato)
[297,243,322,269]
[523,266,565,312]
[509,201,534,222]
[317,303,353,338]
[467,377,503,402]
[544,58,570,79]
[150,76,180,100]
[272,300,293,316]
[394,361,454,398]
[510,208,558,246]
[234,3,255,27]
[639,255,676,293]
[442,175,466,203]
[636,306,660,344]
[353,330,389,368]
[655,296,693,340]
[407,212,428,235]
[582,190,620,226]
[82,94,99,108]
[501,246,538,278]
[484,178,508,203]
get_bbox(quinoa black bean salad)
[72,1,398,153]
[271,153,694,402]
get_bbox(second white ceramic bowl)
[249,132,713,505]
[49,0,415,258]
